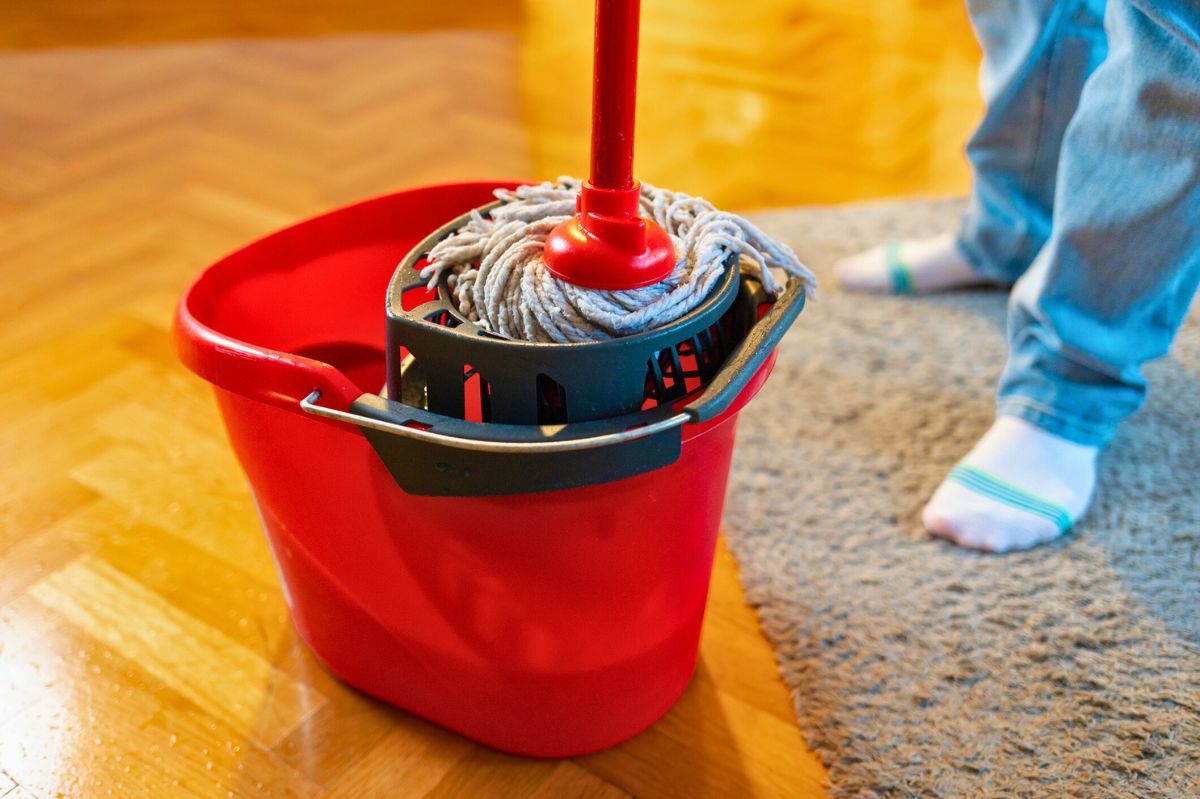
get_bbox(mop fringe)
[418,177,817,343]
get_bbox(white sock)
[922,416,1099,552]
[834,233,988,294]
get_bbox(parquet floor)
[0,5,980,797]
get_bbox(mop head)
[419,178,816,343]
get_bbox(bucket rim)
[173,181,525,414]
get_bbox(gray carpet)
[727,199,1200,799]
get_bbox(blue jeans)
[956,0,1200,446]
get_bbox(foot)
[834,234,988,294]
[922,416,1099,552]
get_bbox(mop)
[421,178,816,344]
[414,0,815,345]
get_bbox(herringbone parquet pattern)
[0,33,828,798]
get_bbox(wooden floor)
[0,6,980,798]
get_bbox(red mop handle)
[590,0,639,190]
[541,0,676,290]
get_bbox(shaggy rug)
[726,198,1200,799]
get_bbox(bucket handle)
[298,276,805,452]
[301,389,689,453]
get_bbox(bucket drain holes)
[536,374,568,425]
[464,364,492,423]
[642,324,728,408]
[424,309,462,329]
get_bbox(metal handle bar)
[301,390,689,454]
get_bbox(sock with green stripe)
[834,233,988,295]
[922,416,1098,552]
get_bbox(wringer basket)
[322,198,795,497]
[174,182,806,756]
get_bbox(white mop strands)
[418,178,817,343]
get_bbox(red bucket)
[174,182,786,756]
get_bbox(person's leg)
[836,0,1107,294]
[925,0,1200,551]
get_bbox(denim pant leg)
[998,0,1200,446]
[957,0,1108,283]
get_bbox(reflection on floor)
[522,0,981,207]
[5,0,982,207]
